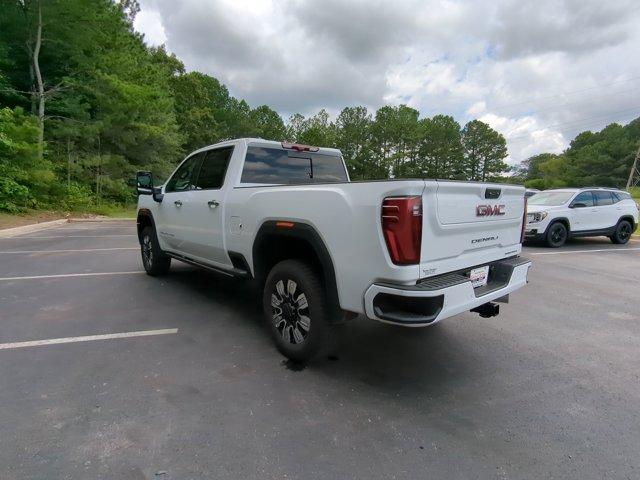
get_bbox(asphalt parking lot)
[1,222,639,480]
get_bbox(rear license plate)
[470,266,489,288]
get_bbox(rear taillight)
[382,196,422,265]
[520,196,528,243]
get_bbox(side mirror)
[136,171,153,195]
[569,202,586,208]
[136,171,163,203]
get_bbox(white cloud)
[134,0,640,164]
[133,8,166,46]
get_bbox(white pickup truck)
[136,138,531,361]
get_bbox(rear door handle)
[208,200,220,208]
[174,200,182,207]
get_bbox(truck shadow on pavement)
[158,265,491,397]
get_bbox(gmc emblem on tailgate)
[476,204,506,216]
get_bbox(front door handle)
[208,200,220,208]
[174,200,182,207]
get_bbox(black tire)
[140,226,171,276]
[545,222,568,248]
[262,259,332,363]
[610,220,633,244]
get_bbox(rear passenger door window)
[194,147,234,190]
[594,191,614,206]
[592,191,617,229]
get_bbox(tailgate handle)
[485,188,501,199]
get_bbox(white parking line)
[0,271,145,281]
[12,234,136,239]
[531,247,640,255]
[0,328,178,351]
[0,247,138,254]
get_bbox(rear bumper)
[363,256,532,327]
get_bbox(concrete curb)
[0,217,136,238]
[69,217,135,223]
[0,219,69,238]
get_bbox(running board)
[165,252,249,278]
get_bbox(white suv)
[525,188,639,247]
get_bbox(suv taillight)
[520,196,528,243]
[382,196,422,265]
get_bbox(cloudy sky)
[134,0,640,164]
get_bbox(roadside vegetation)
[0,0,638,218]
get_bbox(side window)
[572,191,594,207]
[194,147,234,190]
[166,154,203,193]
[612,191,631,202]
[594,191,614,206]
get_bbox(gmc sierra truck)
[136,138,532,361]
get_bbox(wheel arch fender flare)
[617,215,636,227]
[136,208,157,244]
[252,220,341,318]
[545,217,571,236]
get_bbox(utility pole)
[626,143,640,190]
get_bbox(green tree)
[335,106,374,180]
[249,105,287,140]
[417,115,464,178]
[461,120,508,181]
[0,106,49,211]
[370,105,419,178]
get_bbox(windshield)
[528,191,575,206]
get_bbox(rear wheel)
[262,259,332,363]
[610,220,633,244]
[140,226,171,276]
[545,222,568,248]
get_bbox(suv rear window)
[241,146,348,184]
[613,191,631,201]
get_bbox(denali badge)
[476,204,506,216]
[472,235,498,244]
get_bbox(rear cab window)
[240,145,348,185]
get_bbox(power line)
[502,106,640,139]
[489,76,640,112]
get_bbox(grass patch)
[0,203,136,229]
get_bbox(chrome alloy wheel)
[271,279,311,345]
[142,234,153,269]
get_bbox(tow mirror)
[136,171,153,194]
[136,171,163,203]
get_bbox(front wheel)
[140,226,171,276]
[610,220,633,244]
[262,259,332,363]
[545,222,568,248]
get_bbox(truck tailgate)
[419,180,525,278]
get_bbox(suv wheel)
[263,259,332,363]
[545,222,568,248]
[610,220,633,245]
[140,226,171,276]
